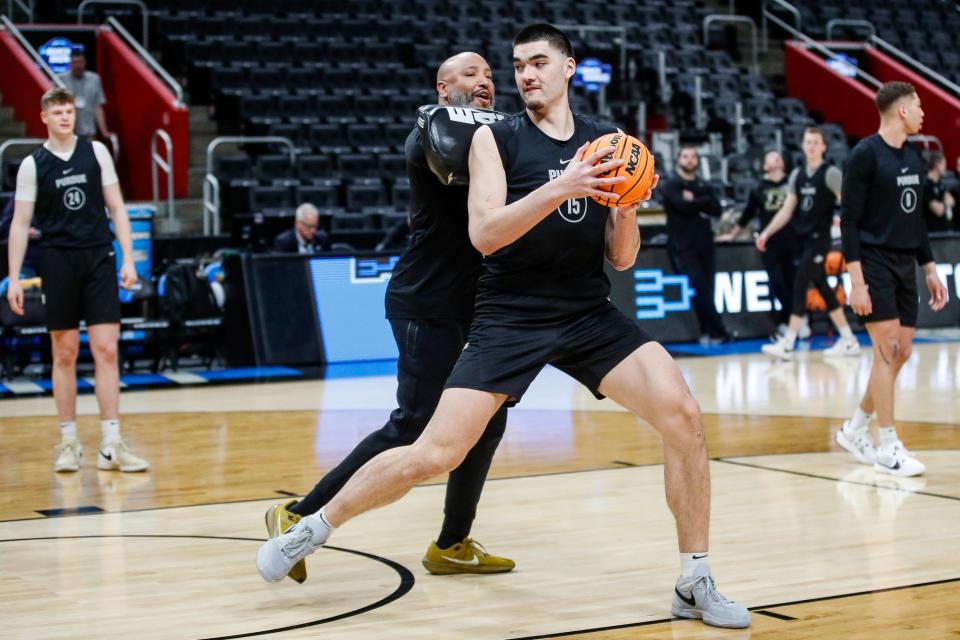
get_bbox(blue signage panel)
[39,37,76,74]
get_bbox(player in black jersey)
[6,87,148,474]
[256,24,750,630]
[835,82,947,477]
[258,53,513,584]
[756,127,860,359]
[922,152,954,233]
[719,150,800,331]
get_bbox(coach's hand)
[755,232,768,253]
[6,279,24,316]
[120,260,138,290]
[850,282,872,316]
[560,142,626,202]
[926,271,948,311]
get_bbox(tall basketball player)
[256,25,749,629]
[757,127,860,359]
[6,87,148,473]
[259,52,513,584]
[835,81,947,476]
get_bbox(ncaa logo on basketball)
[63,186,86,211]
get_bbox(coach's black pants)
[290,317,507,540]
[668,243,729,339]
[762,234,800,325]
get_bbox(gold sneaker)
[264,499,307,583]
[422,537,515,575]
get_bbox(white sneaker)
[798,319,812,340]
[672,565,751,628]
[835,422,877,465]
[874,441,926,477]
[823,336,861,357]
[54,438,82,472]
[257,515,329,583]
[761,336,794,360]
[97,438,150,472]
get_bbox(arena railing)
[869,36,960,98]
[825,19,874,41]
[5,0,32,22]
[203,136,296,236]
[703,14,759,74]
[151,128,178,233]
[103,16,182,107]
[0,14,64,88]
[78,0,148,50]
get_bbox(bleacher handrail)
[908,134,944,154]
[869,36,960,98]
[202,136,296,236]
[703,14,759,74]
[764,0,801,33]
[5,0,32,22]
[103,16,183,106]
[761,3,882,89]
[0,15,64,88]
[79,0,148,49]
[825,19,875,41]
[151,128,179,234]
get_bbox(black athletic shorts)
[445,290,653,407]
[860,245,918,327]
[39,245,121,331]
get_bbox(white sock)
[59,421,77,441]
[101,419,120,444]
[838,325,854,340]
[846,408,872,434]
[783,330,798,349]
[878,426,899,448]
[680,552,709,578]
[303,508,335,546]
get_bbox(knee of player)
[668,395,705,445]
[416,444,467,480]
[897,341,912,365]
[53,342,80,364]
[91,339,119,362]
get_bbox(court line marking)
[0,534,415,640]
[507,576,960,639]
[715,458,960,502]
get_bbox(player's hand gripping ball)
[582,133,656,207]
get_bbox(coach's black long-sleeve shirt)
[662,174,722,251]
[841,133,934,265]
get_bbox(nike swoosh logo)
[99,450,113,461]
[901,167,909,173]
[63,168,74,174]
[675,587,696,607]
[441,554,479,566]
[692,554,708,559]
[560,158,573,165]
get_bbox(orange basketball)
[581,132,656,207]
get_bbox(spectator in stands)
[662,146,733,344]
[272,203,329,253]
[0,195,42,271]
[922,151,954,233]
[718,150,798,333]
[57,46,111,142]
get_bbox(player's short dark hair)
[41,86,75,111]
[677,144,698,157]
[803,126,826,144]
[513,23,574,59]
[928,150,945,170]
[876,81,916,113]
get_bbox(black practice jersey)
[791,164,838,237]
[385,128,482,321]
[482,112,617,302]
[737,176,789,230]
[922,175,952,233]
[32,139,112,248]
[841,134,934,265]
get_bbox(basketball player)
[6,87,148,473]
[260,52,513,584]
[257,25,750,629]
[756,128,860,359]
[835,82,947,477]
[718,150,800,333]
